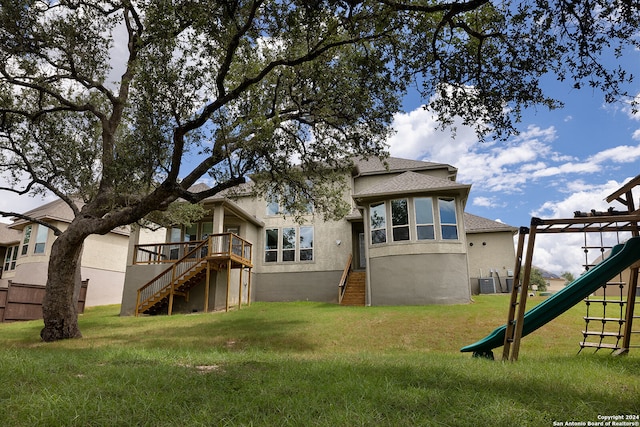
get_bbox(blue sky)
[388,54,640,275]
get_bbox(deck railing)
[338,253,353,304]
[133,233,252,265]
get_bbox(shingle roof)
[353,171,470,199]
[464,213,517,234]
[353,157,456,176]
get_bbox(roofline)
[353,162,458,178]
[352,184,471,202]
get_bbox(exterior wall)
[466,231,516,294]
[253,270,342,302]
[369,253,471,305]
[82,267,126,307]
[119,264,167,315]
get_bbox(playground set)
[462,175,640,361]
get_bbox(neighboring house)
[0,223,22,287]
[121,157,518,316]
[1,199,132,307]
[531,266,567,293]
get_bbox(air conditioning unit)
[479,277,496,294]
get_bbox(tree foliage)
[529,268,548,292]
[0,0,638,340]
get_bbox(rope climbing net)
[579,227,629,352]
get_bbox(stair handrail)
[338,253,353,304]
[135,238,210,316]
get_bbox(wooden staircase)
[340,271,366,306]
[135,233,254,316]
[136,260,208,315]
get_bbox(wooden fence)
[0,280,88,322]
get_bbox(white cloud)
[527,178,634,276]
[472,196,498,208]
[388,107,640,200]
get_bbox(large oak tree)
[0,0,638,341]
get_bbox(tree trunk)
[40,228,86,342]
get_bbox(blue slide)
[461,236,640,355]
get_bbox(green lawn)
[1,296,638,426]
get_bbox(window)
[21,225,32,255]
[33,225,48,254]
[266,189,313,217]
[282,227,296,262]
[200,222,213,240]
[439,197,458,240]
[184,224,198,241]
[415,197,435,240]
[3,246,18,271]
[264,226,314,263]
[370,202,387,244]
[265,229,279,262]
[299,226,313,261]
[391,199,410,241]
[266,198,280,216]
[168,227,182,260]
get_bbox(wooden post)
[618,266,639,354]
[225,259,231,312]
[204,261,210,313]
[510,219,539,361]
[503,227,528,360]
[238,265,243,309]
[168,264,177,316]
[247,268,252,307]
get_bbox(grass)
[1,296,639,426]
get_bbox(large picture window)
[264,226,314,263]
[33,225,48,254]
[415,197,435,240]
[370,202,387,244]
[391,199,410,241]
[438,197,459,240]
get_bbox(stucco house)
[1,199,133,308]
[120,157,517,316]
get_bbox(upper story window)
[21,225,32,255]
[265,189,313,217]
[34,225,48,254]
[3,245,18,272]
[391,199,410,241]
[370,202,387,244]
[415,197,435,240]
[438,197,458,240]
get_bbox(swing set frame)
[503,175,640,361]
